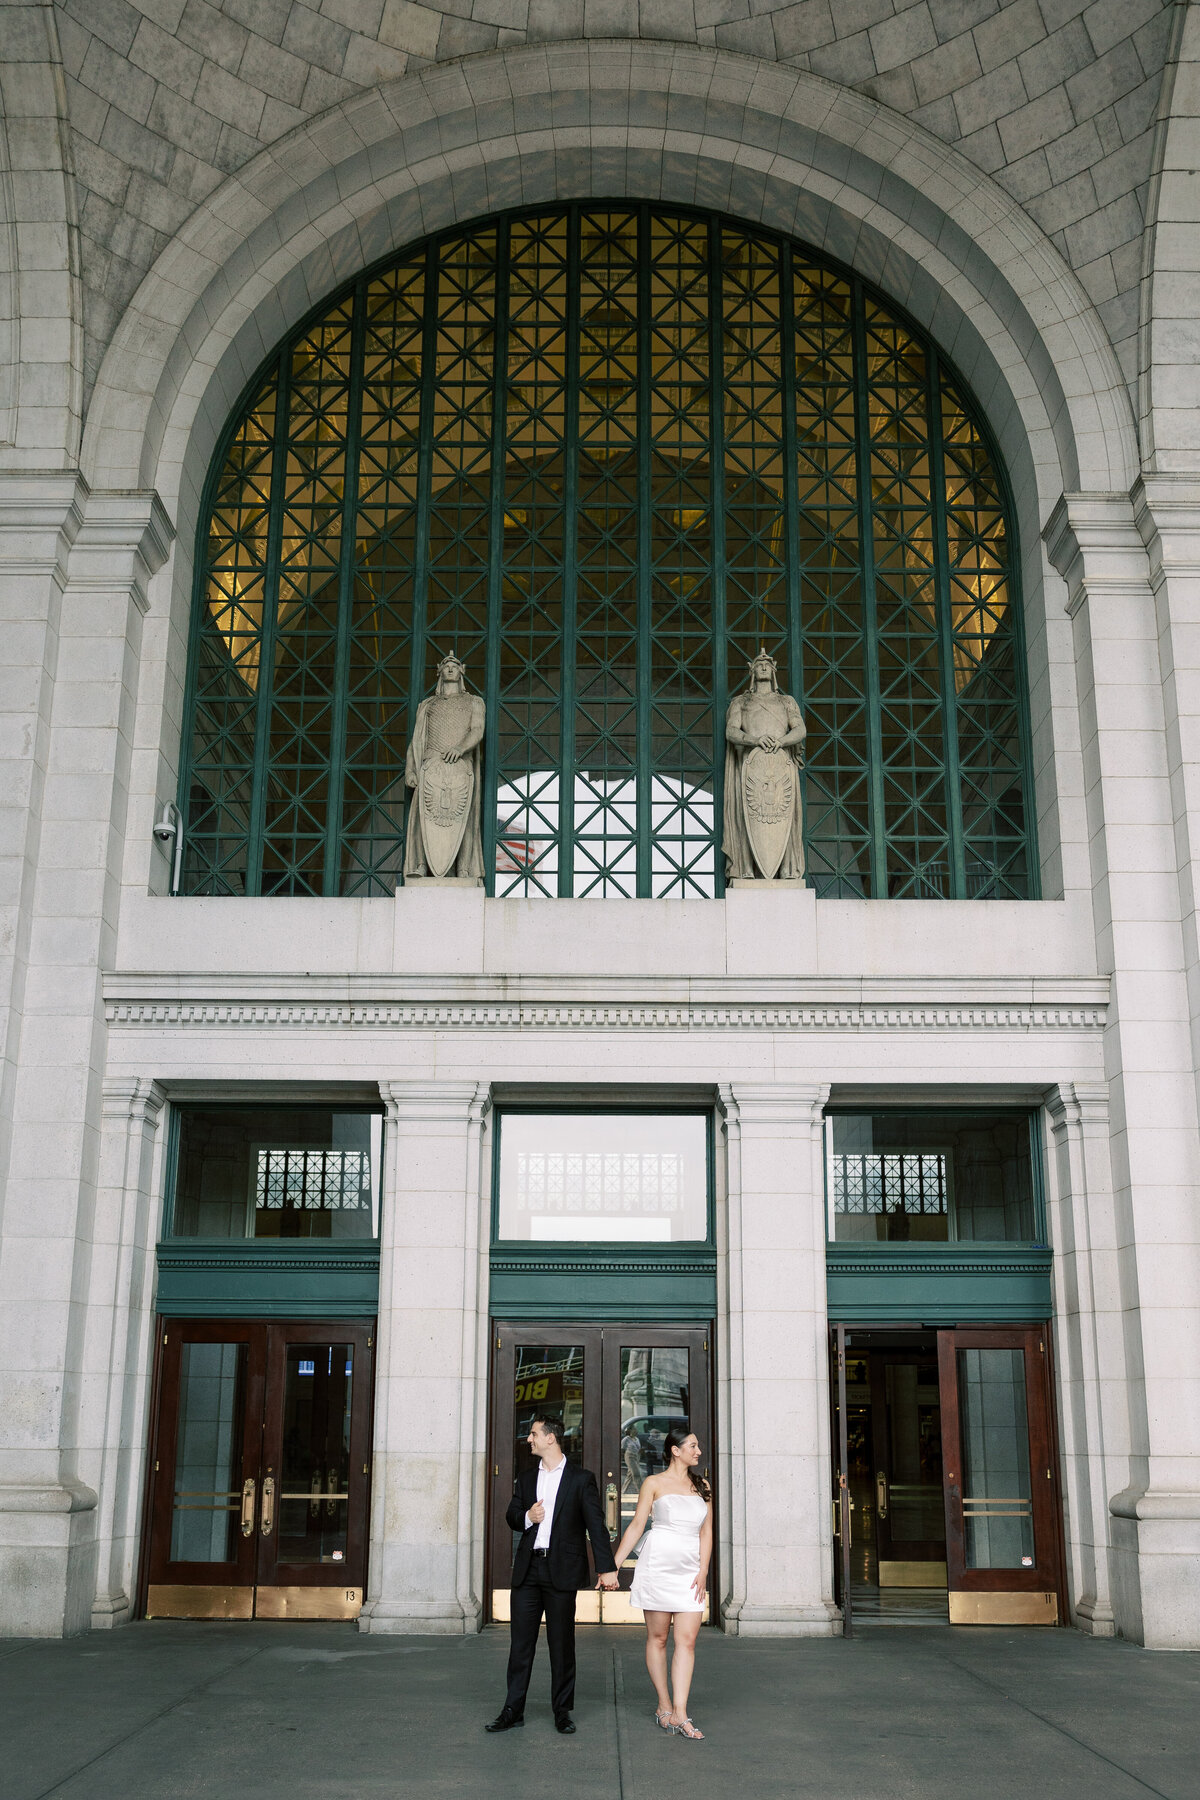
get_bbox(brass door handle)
[605,1481,618,1533]
[310,1469,322,1519]
[240,1477,256,1538]
[326,1468,339,1518]
[876,1471,889,1520]
[260,1474,275,1535]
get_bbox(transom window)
[181,202,1035,899]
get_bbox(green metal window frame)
[489,1104,717,1321]
[179,202,1038,901]
[156,1102,384,1318]
[822,1105,1051,1326]
[490,1105,716,1250]
[822,1105,1048,1245]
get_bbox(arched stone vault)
[88,40,1138,911]
[85,40,1138,518]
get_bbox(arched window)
[181,204,1035,900]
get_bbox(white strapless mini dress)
[629,1493,709,1614]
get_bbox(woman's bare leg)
[643,1612,673,1715]
[669,1612,704,1731]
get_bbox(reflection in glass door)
[145,1320,374,1620]
[490,1324,712,1624]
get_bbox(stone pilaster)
[1045,1081,1125,1637]
[1047,495,1200,1648]
[0,486,171,1635]
[85,1078,165,1628]
[718,1081,839,1637]
[358,1079,490,1635]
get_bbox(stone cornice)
[102,973,1109,1034]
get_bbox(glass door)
[869,1350,946,1588]
[938,1327,1062,1624]
[489,1323,713,1624]
[600,1330,711,1623]
[145,1322,264,1619]
[254,1325,375,1618]
[145,1319,374,1619]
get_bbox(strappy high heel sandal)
[673,1716,704,1739]
[654,1708,674,1732]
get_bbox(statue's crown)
[748,645,777,671]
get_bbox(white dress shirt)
[527,1453,567,1549]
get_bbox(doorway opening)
[142,1319,374,1620]
[831,1325,1064,1629]
[489,1322,713,1624]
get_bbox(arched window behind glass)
[180,203,1035,900]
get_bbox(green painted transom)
[181,203,1034,899]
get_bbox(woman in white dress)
[601,1429,713,1739]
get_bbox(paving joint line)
[612,1644,631,1799]
[27,1641,272,1800]
[931,1645,1175,1800]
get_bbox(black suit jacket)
[506,1461,618,1591]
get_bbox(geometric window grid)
[516,1150,683,1215]
[181,203,1037,900]
[255,1148,372,1211]
[832,1151,948,1216]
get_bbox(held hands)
[528,1501,545,1525]
[595,1571,620,1591]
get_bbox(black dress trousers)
[504,1555,578,1717]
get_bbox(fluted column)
[359,1079,491,1634]
[719,1081,839,1636]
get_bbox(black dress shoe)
[485,1709,524,1732]
[555,1714,576,1734]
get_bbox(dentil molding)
[103,974,1109,1034]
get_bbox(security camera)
[153,802,184,894]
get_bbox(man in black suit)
[485,1414,618,1735]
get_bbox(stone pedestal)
[718,1082,840,1637]
[358,1080,490,1635]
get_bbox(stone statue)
[723,649,807,882]
[403,653,486,882]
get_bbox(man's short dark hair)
[532,1415,566,1448]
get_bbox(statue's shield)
[742,745,796,880]
[419,756,474,876]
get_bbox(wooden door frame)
[487,1318,716,1624]
[938,1323,1066,1622]
[143,1320,266,1617]
[138,1316,375,1620]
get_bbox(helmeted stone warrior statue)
[403,653,486,881]
[723,649,807,882]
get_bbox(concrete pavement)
[2,1622,1198,1800]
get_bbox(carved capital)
[100,1075,166,1129]
[720,1081,830,1132]
[68,489,174,612]
[1045,1080,1110,1136]
[377,1080,491,1127]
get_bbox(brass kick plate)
[492,1589,600,1624]
[948,1591,1058,1625]
[491,1589,709,1626]
[879,1560,948,1588]
[146,1584,254,1620]
[254,1586,363,1621]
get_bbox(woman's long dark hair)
[664,1429,711,1502]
